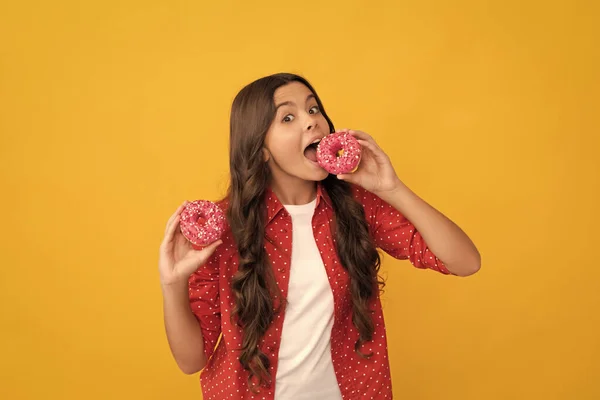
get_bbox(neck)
[270,177,317,205]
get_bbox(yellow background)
[1,0,598,398]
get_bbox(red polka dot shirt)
[188,183,450,399]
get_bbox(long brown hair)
[226,73,383,391]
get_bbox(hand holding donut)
[335,129,403,196]
[159,201,223,287]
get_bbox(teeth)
[311,138,322,144]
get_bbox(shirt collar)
[265,181,332,224]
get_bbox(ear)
[263,147,271,162]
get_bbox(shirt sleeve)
[356,185,451,274]
[188,252,222,360]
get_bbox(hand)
[158,201,222,287]
[337,129,403,195]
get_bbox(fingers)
[205,239,223,253]
[161,214,181,249]
[357,139,374,149]
[337,173,356,183]
[347,129,372,141]
[357,138,389,163]
[164,201,188,235]
[339,129,373,142]
[357,138,379,154]
[179,239,223,275]
[350,129,382,150]
[162,200,189,248]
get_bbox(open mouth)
[303,138,322,162]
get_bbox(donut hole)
[196,214,207,225]
[330,142,345,158]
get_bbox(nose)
[305,114,317,132]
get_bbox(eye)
[282,114,294,123]
[309,105,320,114]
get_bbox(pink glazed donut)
[179,200,225,247]
[316,132,362,175]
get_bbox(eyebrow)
[275,94,316,111]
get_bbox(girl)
[159,73,480,399]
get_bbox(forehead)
[273,81,313,103]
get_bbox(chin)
[297,168,328,182]
[294,158,324,181]
[317,170,329,181]
[311,169,329,182]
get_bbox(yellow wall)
[1,0,598,398]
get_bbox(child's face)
[264,82,330,184]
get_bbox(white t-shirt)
[275,198,343,400]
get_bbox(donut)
[179,200,226,247]
[316,132,362,175]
